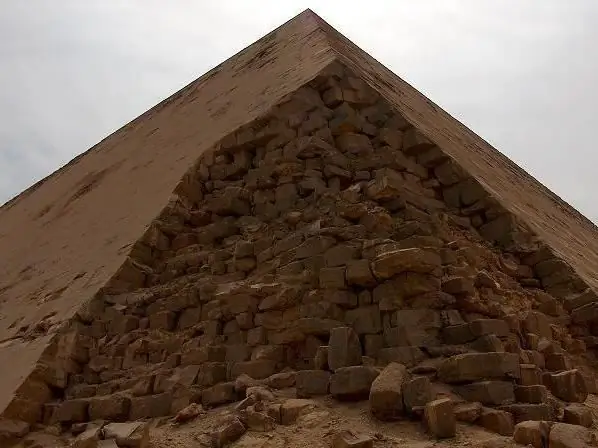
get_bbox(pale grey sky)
[1,1,598,222]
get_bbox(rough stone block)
[344,306,382,335]
[563,404,593,428]
[442,323,475,344]
[129,393,172,420]
[295,370,331,397]
[240,407,276,432]
[330,366,379,401]
[319,267,346,289]
[402,128,434,155]
[328,327,362,371]
[515,385,547,404]
[72,425,102,448]
[279,398,316,425]
[469,334,505,353]
[513,420,550,448]
[434,160,465,186]
[131,375,155,396]
[104,421,149,448]
[335,133,373,155]
[346,260,376,287]
[247,327,267,346]
[149,310,176,331]
[441,276,475,295]
[196,363,227,387]
[424,398,456,439]
[469,319,510,338]
[563,289,597,312]
[519,364,543,386]
[547,370,588,403]
[392,308,442,347]
[454,402,482,423]
[370,248,441,280]
[455,381,514,406]
[499,403,550,423]
[202,382,237,408]
[479,408,514,436]
[522,311,552,339]
[545,353,571,372]
[324,243,359,267]
[377,347,426,368]
[52,398,89,423]
[225,344,252,363]
[364,334,384,358]
[365,168,402,201]
[88,394,130,421]
[437,352,520,383]
[478,215,517,247]
[178,307,202,330]
[332,430,374,448]
[251,345,284,362]
[294,236,336,260]
[265,371,296,390]
[403,376,432,414]
[375,274,441,310]
[229,360,277,380]
[369,363,407,421]
[520,349,545,369]
[210,417,246,448]
[313,345,329,370]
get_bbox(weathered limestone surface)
[2,9,598,448]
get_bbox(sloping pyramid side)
[2,59,597,441]
[315,15,598,293]
[0,10,336,420]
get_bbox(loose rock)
[330,366,379,401]
[513,420,551,448]
[563,404,593,428]
[210,417,246,448]
[173,403,204,424]
[424,398,456,439]
[369,363,408,421]
[403,376,432,415]
[479,408,514,436]
[332,430,374,448]
[295,370,331,397]
[280,399,317,425]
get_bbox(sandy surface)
[150,394,519,448]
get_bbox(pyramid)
[1,9,598,443]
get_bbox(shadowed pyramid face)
[1,9,597,441]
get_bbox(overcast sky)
[1,1,598,223]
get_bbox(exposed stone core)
[1,9,598,446]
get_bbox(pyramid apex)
[294,8,326,23]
